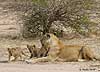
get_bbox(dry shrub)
[22,0,96,38]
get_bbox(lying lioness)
[26,33,99,63]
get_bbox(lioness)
[8,47,28,62]
[26,33,98,63]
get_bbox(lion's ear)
[46,34,50,38]
[27,44,30,48]
[53,32,56,35]
[7,48,10,51]
[33,45,36,48]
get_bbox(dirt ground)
[0,38,100,72]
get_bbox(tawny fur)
[8,47,27,62]
[27,45,39,58]
[27,44,50,58]
[26,33,97,63]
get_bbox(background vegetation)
[22,0,96,38]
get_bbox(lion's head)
[43,33,64,49]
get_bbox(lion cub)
[38,39,50,57]
[38,44,50,58]
[27,44,50,58]
[27,44,39,58]
[7,47,27,62]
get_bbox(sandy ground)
[0,62,100,72]
[0,58,100,72]
[0,38,100,72]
